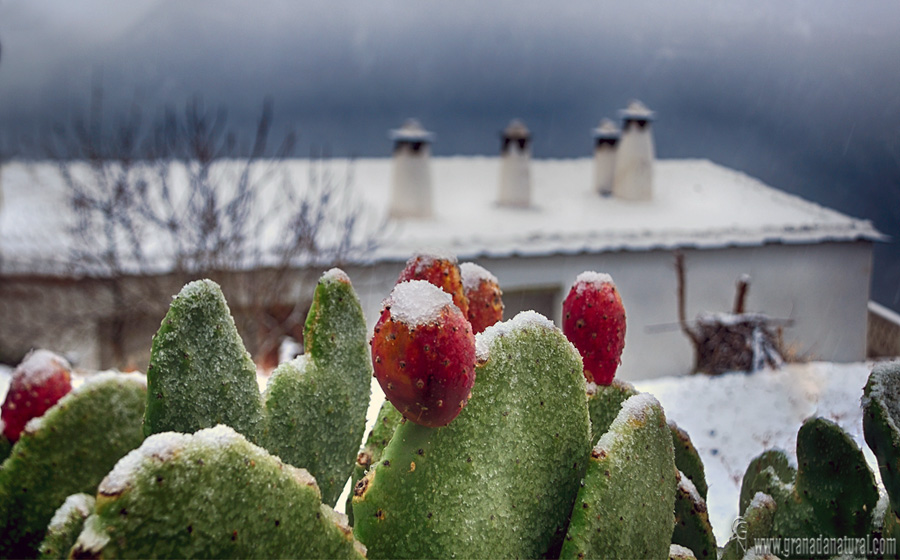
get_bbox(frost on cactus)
[38,493,95,559]
[0,373,146,558]
[736,417,878,544]
[354,311,591,559]
[460,261,504,333]
[721,492,776,560]
[70,425,366,559]
[1,349,73,443]
[145,279,263,440]
[560,393,676,560]
[671,421,708,501]
[672,470,716,560]
[562,272,626,385]
[371,280,476,427]
[262,268,373,506]
[145,271,372,507]
[587,379,638,443]
[739,448,795,516]
[862,361,900,517]
[397,252,469,317]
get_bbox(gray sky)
[1,0,899,308]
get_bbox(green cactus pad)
[353,311,591,559]
[70,425,367,559]
[672,470,716,560]
[145,279,263,440]
[721,492,776,560]
[671,422,708,501]
[345,400,403,525]
[262,269,372,506]
[792,416,878,538]
[0,373,146,558]
[0,435,10,464]
[38,493,95,559]
[739,448,795,515]
[561,393,677,560]
[863,361,900,517]
[587,378,638,443]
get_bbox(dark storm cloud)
[1,0,899,307]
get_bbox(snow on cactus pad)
[560,393,676,560]
[0,372,147,558]
[71,425,366,559]
[353,310,591,559]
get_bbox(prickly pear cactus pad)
[145,279,264,439]
[790,416,877,538]
[738,449,794,516]
[353,311,591,559]
[863,360,900,516]
[587,378,638,443]
[560,393,676,560]
[262,269,372,506]
[38,493,95,559]
[345,400,403,524]
[671,470,716,560]
[70,425,367,559]
[0,373,147,558]
[670,421,708,501]
[721,492,776,560]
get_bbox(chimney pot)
[497,119,533,208]
[613,100,656,201]
[592,118,620,197]
[389,119,435,219]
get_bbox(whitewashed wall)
[348,240,874,381]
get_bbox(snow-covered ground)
[2,360,892,546]
[636,361,883,544]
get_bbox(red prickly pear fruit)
[562,272,626,385]
[397,252,469,318]
[460,262,504,334]
[1,349,73,442]
[371,280,476,428]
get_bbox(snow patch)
[47,493,94,532]
[475,310,555,362]
[74,370,147,394]
[460,262,498,292]
[635,361,877,545]
[11,349,71,387]
[404,250,458,276]
[573,271,615,294]
[322,267,350,284]
[99,431,192,495]
[387,280,453,326]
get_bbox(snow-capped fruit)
[0,349,73,442]
[371,280,476,427]
[460,262,504,334]
[562,272,626,385]
[397,252,469,318]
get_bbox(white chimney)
[389,119,435,219]
[612,100,656,201]
[497,119,532,208]
[592,118,620,197]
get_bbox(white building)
[0,108,887,379]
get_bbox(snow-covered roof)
[0,157,884,277]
